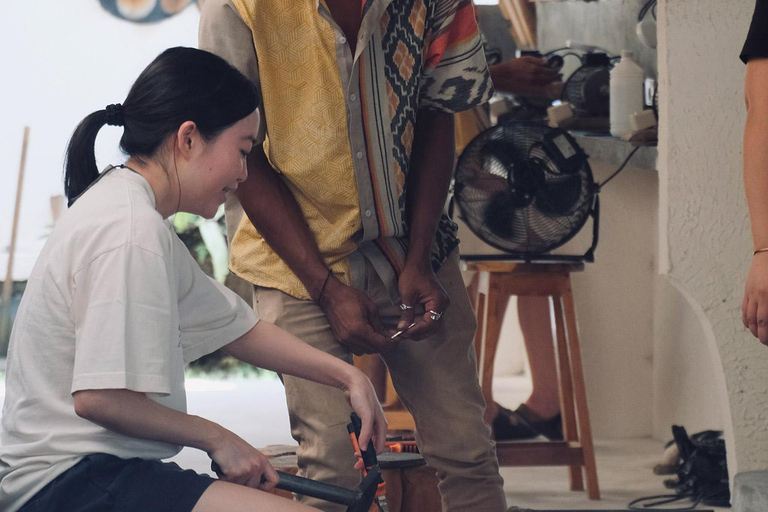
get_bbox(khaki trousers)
[253,250,507,512]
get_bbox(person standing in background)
[741,0,768,346]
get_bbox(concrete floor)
[0,372,727,511]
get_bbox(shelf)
[570,131,658,170]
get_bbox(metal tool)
[385,440,420,454]
[210,460,380,512]
[348,413,389,512]
[390,321,417,340]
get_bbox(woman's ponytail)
[64,110,108,206]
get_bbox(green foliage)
[173,207,265,378]
[173,206,230,283]
[185,351,277,380]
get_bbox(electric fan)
[561,52,611,117]
[454,121,599,262]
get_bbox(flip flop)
[492,404,563,441]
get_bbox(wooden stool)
[263,445,441,512]
[465,260,600,500]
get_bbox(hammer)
[347,413,388,512]
[211,455,380,512]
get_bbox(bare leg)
[192,481,321,512]
[517,295,560,419]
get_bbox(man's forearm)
[237,147,330,299]
[744,59,768,249]
[405,109,456,269]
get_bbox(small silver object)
[390,321,417,339]
[428,310,443,321]
[399,304,414,311]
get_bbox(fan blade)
[482,140,527,181]
[483,191,522,240]
[535,173,583,216]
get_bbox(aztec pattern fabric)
[228,0,492,301]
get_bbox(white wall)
[570,159,658,438]
[653,277,730,439]
[657,0,768,477]
[0,1,200,280]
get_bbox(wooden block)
[400,465,441,512]
[265,447,300,500]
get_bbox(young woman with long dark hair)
[0,46,386,512]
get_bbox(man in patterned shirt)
[199,1,507,510]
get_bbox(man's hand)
[743,253,768,346]
[319,276,396,354]
[396,264,450,341]
[490,56,562,97]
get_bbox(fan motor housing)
[563,53,611,117]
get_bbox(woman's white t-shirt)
[0,167,258,512]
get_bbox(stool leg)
[552,296,583,492]
[474,292,492,423]
[467,272,488,407]
[466,272,480,313]
[562,286,600,500]
[468,271,492,424]
[478,273,510,425]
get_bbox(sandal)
[492,403,563,441]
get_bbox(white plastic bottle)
[610,50,645,138]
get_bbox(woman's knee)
[193,481,320,512]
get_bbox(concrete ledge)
[571,132,658,170]
[733,471,768,512]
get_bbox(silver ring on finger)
[428,310,443,321]
[399,303,414,311]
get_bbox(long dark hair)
[64,46,259,205]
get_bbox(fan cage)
[455,121,597,261]
[562,66,610,117]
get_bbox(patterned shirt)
[199,0,493,301]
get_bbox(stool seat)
[465,259,600,500]
[463,261,585,274]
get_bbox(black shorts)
[19,454,216,512]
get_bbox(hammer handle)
[210,462,359,505]
[275,471,359,504]
[347,412,378,470]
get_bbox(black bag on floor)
[671,425,730,507]
[629,425,730,510]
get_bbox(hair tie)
[105,103,124,127]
